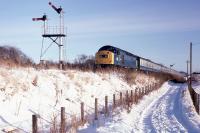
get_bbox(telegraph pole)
[190,42,192,89]
[189,42,195,102]
[186,60,189,81]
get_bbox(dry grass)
[124,70,138,85]
[50,114,59,133]
[70,115,78,133]
[68,72,75,80]
[32,75,38,86]
[0,45,33,67]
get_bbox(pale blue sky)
[0,0,200,72]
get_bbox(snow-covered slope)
[1,67,199,132]
[0,67,158,132]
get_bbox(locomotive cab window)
[99,54,108,58]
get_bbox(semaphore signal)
[33,2,66,69]
[32,15,47,21]
[49,2,62,14]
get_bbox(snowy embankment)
[87,82,200,133]
[193,74,200,94]
[0,67,158,132]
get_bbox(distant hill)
[193,72,200,74]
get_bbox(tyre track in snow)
[139,84,188,133]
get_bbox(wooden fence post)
[126,90,130,108]
[197,94,199,114]
[60,107,65,133]
[105,96,108,116]
[146,86,148,94]
[194,91,197,112]
[194,92,199,114]
[95,98,98,120]
[120,92,123,105]
[135,88,138,103]
[81,102,84,124]
[138,88,141,99]
[141,87,143,97]
[192,89,195,104]
[113,94,116,109]
[126,91,128,104]
[148,85,150,92]
[32,115,37,133]
[149,85,151,92]
[198,94,200,114]
[131,90,133,104]
[137,88,139,100]
[142,87,144,96]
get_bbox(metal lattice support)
[33,2,66,69]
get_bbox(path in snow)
[78,82,200,133]
[139,83,200,133]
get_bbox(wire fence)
[0,82,163,133]
[189,86,200,114]
[30,82,162,133]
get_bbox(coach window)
[121,55,124,64]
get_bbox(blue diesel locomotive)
[95,45,180,76]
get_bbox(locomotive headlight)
[116,57,119,61]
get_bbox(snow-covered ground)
[0,67,200,132]
[0,67,157,132]
[80,82,200,133]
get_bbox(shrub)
[0,45,34,67]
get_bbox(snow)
[192,74,200,94]
[83,82,200,133]
[0,67,157,132]
[0,67,200,132]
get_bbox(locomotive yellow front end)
[95,50,114,65]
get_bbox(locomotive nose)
[95,51,114,65]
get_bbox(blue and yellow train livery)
[95,45,182,76]
[95,45,139,68]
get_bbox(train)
[95,45,182,76]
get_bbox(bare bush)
[34,54,95,71]
[50,115,59,133]
[73,54,95,71]
[0,45,34,67]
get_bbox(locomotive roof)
[98,45,138,57]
